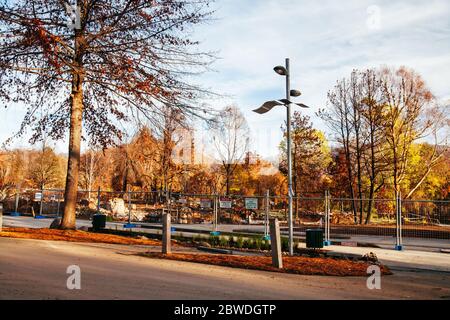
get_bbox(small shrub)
[210,235,220,246]
[254,238,262,250]
[219,236,228,247]
[281,237,289,252]
[263,240,271,251]
[236,236,244,248]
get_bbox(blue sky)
[2,0,450,160]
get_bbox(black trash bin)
[92,214,106,231]
[306,229,324,249]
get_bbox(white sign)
[200,199,211,208]
[219,199,232,209]
[178,198,187,204]
[34,192,42,201]
[245,198,258,210]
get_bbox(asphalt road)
[1,237,449,299]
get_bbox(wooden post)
[0,203,3,232]
[162,213,171,254]
[269,218,283,269]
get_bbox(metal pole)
[96,186,101,214]
[324,190,328,244]
[162,213,171,254]
[395,191,403,251]
[128,187,131,225]
[213,194,218,232]
[324,190,331,246]
[285,58,294,256]
[395,191,403,250]
[14,190,19,214]
[56,192,61,218]
[39,184,44,216]
[265,189,270,239]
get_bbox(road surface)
[0,237,449,299]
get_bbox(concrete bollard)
[0,203,3,232]
[269,218,283,269]
[162,213,171,254]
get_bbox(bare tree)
[80,147,100,198]
[0,0,214,228]
[360,69,388,223]
[210,105,250,195]
[319,76,359,223]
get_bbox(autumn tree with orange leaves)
[0,0,214,229]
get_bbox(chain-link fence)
[2,188,449,248]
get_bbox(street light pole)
[285,58,294,256]
[253,58,310,256]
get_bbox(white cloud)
[193,0,450,159]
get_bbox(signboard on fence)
[219,198,232,209]
[245,198,258,210]
[34,192,42,201]
[200,198,211,208]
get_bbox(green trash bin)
[306,229,324,249]
[92,214,106,231]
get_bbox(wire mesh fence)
[2,188,449,246]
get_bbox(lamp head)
[273,65,287,76]
[290,89,301,97]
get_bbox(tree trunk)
[60,30,84,230]
[225,167,230,196]
[365,184,375,224]
[60,72,84,229]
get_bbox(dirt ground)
[139,252,391,276]
[0,227,165,246]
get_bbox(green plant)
[228,236,236,247]
[281,237,289,252]
[254,238,262,250]
[219,236,229,247]
[210,235,220,246]
[236,236,244,248]
[263,240,271,250]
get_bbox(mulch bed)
[139,252,392,277]
[0,227,169,246]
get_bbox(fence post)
[14,190,19,214]
[0,202,3,232]
[269,218,283,269]
[211,194,218,234]
[214,194,220,231]
[264,190,270,240]
[96,187,101,214]
[128,187,132,225]
[39,185,44,217]
[395,191,403,251]
[324,190,331,246]
[56,192,61,218]
[162,213,171,254]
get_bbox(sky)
[1,0,450,161]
